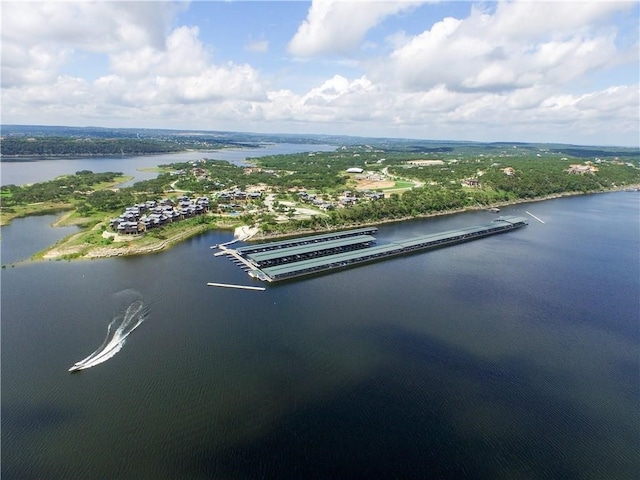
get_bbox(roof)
[235,227,378,254]
[260,243,405,280]
[246,235,376,264]
[255,217,528,281]
[494,215,528,225]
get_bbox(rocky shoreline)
[31,185,640,261]
[40,224,213,260]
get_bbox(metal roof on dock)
[235,227,378,255]
[246,235,376,264]
[397,223,512,249]
[493,216,528,225]
[256,217,528,281]
[260,243,405,280]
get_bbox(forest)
[2,137,197,156]
[1,170,125,206]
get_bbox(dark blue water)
[2,192,639,479]
[0,143,336,187]
[1,214,80,265]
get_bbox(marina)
[219,216,529,282]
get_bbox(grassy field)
[392,180,416,189]
[0,175,132,226]
[0,202,74,226]
[30,213,228,261]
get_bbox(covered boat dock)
[245,235,377,268]
[220,218,527,282]
[235,227,378,255]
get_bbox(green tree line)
[1,171,124,205]
[1,137,185,156]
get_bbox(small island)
[2,132,639,263]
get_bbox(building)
[110,195,209,234]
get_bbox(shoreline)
[250,185,640,242]
[13,185,640,262]
[0,145,260,159]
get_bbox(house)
[462,178,480,187]
[117,221,140,235]
[341,197,358,206]
[364,191,384,201]
[567,164,597,175]
[232,190,247,200]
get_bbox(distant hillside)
[1,125,638,158]
[0,137,186,156]
[0,125,257,156]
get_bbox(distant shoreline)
[0,146,253,159]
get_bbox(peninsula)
[1,130,638,263]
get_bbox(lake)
[1,154,638,479]
[0,143,336,187]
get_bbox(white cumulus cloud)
[373,1,632,93]
[1,1,180,87]
[2,2,266,119]
[288,0,425,57]
[1,1,637,145]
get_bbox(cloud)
[1,1,181,87]
[109,26,211,78]
[372,1,633,93]
[255,76,639,145]
[288,0,425,57]
[1,42,72,87]
[245,40,269,53]
[2,3,265,110]
[1,1,637,145]
[96,27,265,108]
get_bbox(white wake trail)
[70,298,148,372]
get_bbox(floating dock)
[207,282,266,291]
[219,218,527,282]
[525,211,546,224]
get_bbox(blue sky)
[2,1,638,146]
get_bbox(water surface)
[2,192,638,479]
[1,143,336,186]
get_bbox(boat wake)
[69,290,148,372]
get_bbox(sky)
[1,0,639,146]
